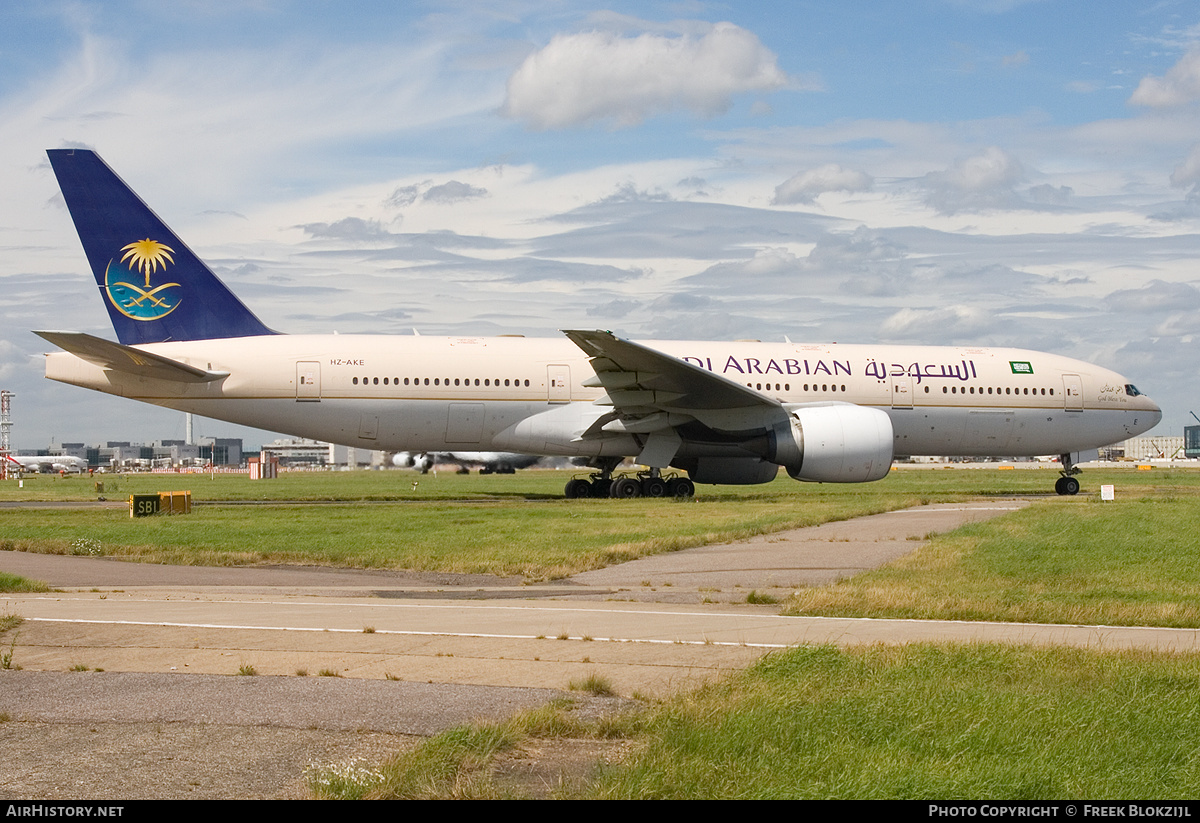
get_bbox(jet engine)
[768,404,894,483]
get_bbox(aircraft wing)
[562,330,788,463]
[34,331,229,383]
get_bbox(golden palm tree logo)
[105,238,182,321]
[121,239,175,288]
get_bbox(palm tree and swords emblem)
[104,238,182,320]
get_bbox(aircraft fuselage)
[44,333,1159,462]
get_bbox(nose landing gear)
[1055,453,1082,496]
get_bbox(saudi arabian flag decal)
[1009,361,1034,375]
[104,238,182,321]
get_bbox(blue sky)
[2,0,1199,450]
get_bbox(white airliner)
[394,452,543,474]
[6,454,88,474]
[37,149,1161,498]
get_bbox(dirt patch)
[492,737,633,798]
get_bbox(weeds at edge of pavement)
[308,700,633,800]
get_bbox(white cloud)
[501,22,790,129]
[422,181,489,204]
[773,163,874,205]
[298,217,394,242]
[1104,280,1200,313]
[1169,144,1200,191]
[879,306,995,341]
[1129,48,1200,108]
[921,147,1024,214]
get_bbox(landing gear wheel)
[589,479,612,498]
[641,476,667,498]
[1055,476,1080,496]
[666,477,695,498]
[610,477,642,498]
[564,479,592,499]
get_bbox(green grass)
[6,466,1200,613]
[0,572,49,593]
[568,673,616,696]
[785,478,1200,626]
[0,468,964,578]
[576,643,1200,799]
[311,643,1200,799]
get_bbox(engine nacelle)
[769,404,894,483]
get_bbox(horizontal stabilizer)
[34,331,228,383]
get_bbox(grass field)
[2,466,1198,600]
[784,472,1200,627]
[312,642,1200,799]
[0,467,964,577]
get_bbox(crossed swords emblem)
[110,279,182,308]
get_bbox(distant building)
[24,438,245,469]
[1186,426,1200,460]
[261,438,382,468]
[1119,436,1185,461]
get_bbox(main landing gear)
[564,461,695,499]
[1054,452,1081,496]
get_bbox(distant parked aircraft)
[6,454,88,474]
[393,451,541,474]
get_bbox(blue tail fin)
[47,148,277,345]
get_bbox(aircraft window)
[454,379,459,386]
[352,377,358,385]
[474,379,480,386]
[504,379,510,386]
[403,378,409,385]
[942,387,948,393]
[785,383,791,391]
[822,384,827,392]
[1126,384,1141,397]
[371,377,377,385]
[925,387,930,393]
[423,378,429,386]
[1005,387,1010,395]
[383,378,389,385]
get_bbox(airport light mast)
[0,391,13,480]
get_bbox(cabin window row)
[746,382,849,393]
[351,377,532,388]
[925,386,1054,396]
